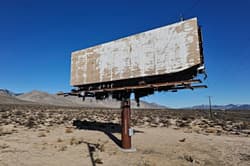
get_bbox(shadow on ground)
[73,120,143,148]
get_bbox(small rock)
[150,123,158,127]
[226,121,233,125]
[205,127,217,133]
[143,117,150,122]
[94,158,103,164]
[153,117,160,123]
[159,123,166,127]
[179,138,186,142]
[184,155,193,163]
[241,129,250,135]
[173,126,180,130]
[176,120,189,127]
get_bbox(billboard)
[71,18,203,87]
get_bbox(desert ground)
[0,103,250,166]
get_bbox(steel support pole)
[121,98,131,149]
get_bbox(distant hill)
[190,104,250,110]
[0,89,33,105]
[16,90,167,109]
[0,89,16,96]
[16,90,77,106]
[2,89,249,110]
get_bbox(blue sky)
[1,0,250,107]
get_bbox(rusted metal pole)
[121,98,131,149]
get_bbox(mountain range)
[190,104,250,110]
[1,89,249,110]
[0,89,166,109]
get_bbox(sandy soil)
[1,104,250,166]
[1,125,249,166]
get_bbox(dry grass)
[70,137,77,145]
[0,143,9,149]
[0,126,15,136]
[98,144,105,152]
[57,138,63,142]
[65,127,73,133]
[70,137,84,145]
[37,132,46,137]
[58,145,67,152]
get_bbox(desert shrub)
[162,119,171,127]
[176,119,190,127]
[25,116,36,128]
[70,137,76,145]
[236,121,249,130]
[181,116,189,121]
[14,110,23,116]
[1,112,9,119]
[0,107,11,112]
[57,138,63,142]
[37,112,45,119]
[37,132,46,137]
[62,115,69,121]
[98,144,105,152]
[58,145,67,151]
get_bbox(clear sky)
[1,0,250,108]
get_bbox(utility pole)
[208,96,213,119]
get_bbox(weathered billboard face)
[71,18,203,87]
